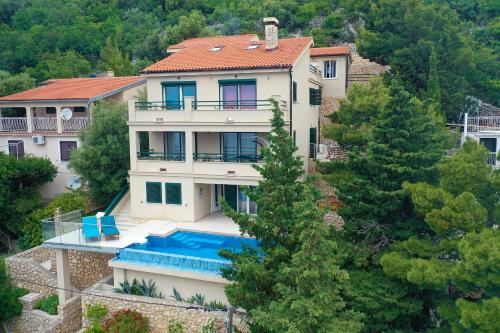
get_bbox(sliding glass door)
[222,132,257,162]
[164,132,185,160]
[213,184,257,214]
[163,82,196,110]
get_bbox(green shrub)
[103,309,149,333]
[18,189,89,249]
[198,319,217,333]
[114,278,164,298]
[167,319,186,333]
[84,304,108,333]
[34,294,59,315]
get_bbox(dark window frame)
[146,182,162,204]
[8,140,24,159]
[165,183,182,205]
[59,140,77,162]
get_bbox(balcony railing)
[135,100,277,111]
[194,100,274,111]
[137,151,185,161]
[487,152,497,166]
[0,117,28,131]
[62,117,89,131]
[467,116,500,132]
[309,64,322,77]
[193,152,263,163]
[33,117,57,131]
[135,101,185,111]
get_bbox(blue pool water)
[114,231,258,275]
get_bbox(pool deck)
[43,213,243,253]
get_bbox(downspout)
[289,67,293,133]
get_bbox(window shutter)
[292,81,297,102]
[146,182,162,203]
[165,183,182,204]
[309,88,322,105]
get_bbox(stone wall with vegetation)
[5,246,58,295]
[82,281,249,333]
[7,292,81,333]
[50,249,114,290]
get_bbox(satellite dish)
[60,108,73,120]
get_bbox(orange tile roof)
[0,76,145,102]
[310,46,350,57]
[143,35,313,73]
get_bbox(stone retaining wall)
[6,247,58,295]
[8,293,81,333]
[50,250,114,290]
[82,281,249,333]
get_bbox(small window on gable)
[210,46,224,52]
[323,60,337,79]
[146,182,162,203]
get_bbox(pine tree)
[334,80,452,244]
[221,100,362,332]
[426,46,445,120]
[381,141,500,333]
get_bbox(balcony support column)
[56,106,63,133]
[185,96,193,120]
[185,129,193,171]
[129,129,139,171]
[55,248,72,303]
[26,106,33,133]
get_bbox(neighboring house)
[462,103,500,167]
[0,76,146,199]
[37,18,362,317]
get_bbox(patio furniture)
[101,215,120,240]
[82,216,100,242]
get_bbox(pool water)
[114,231,258,275]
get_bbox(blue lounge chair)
[101,215,120,240]
[82,216,100,242]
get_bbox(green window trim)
[309,88,322,105]
[165,183,182,205]
[146,182,162,203]
[218,79,257,85]
[161,81,197,86]
[292,81,298,103]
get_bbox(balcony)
[466,116,500,133]
[137,151,185,161]
[128,97,287,125]
[0,116,89,133]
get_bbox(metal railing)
[137,151,186,161]
[33,117,57,131]
[487,152,497,166]
[309,64,322,77]
[62,117,89,131]
[0,117,28,131]
[194,100,274,111]
[135,101,185,111]
[467,116,500,132]
[193,152,263,163]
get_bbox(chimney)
[263,17,279,50]
[103,70,115,78]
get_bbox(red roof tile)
[0,76,145,102]
[310,46,350,57]
[144,35,313,73]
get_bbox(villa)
[0,75,146,199]
[6,17,376,332]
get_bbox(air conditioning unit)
[32,135,45,145]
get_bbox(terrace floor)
[42,213,242,253]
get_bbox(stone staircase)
[111,193,132,229]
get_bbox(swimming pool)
[114,231,258,275]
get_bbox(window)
[323,60,337,79]
[210,46,224,52]
[73,107,86,113]
[292,130,297,147]
[292,81,298,103]
[60,141,77,162]
[8,140,24,159]
[237,186,257,214]
[309,88,322,105]
[165,183,182,204]
[162,82,196,110]
[222,132,257,162]
[146,182,162,203]
[164,132,185,160]
[46,107,56,114]
[219,80,256,109]
[247,44,260,50]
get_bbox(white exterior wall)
[0,134,80,199]
[310,55,348,98]
[0,82,145,200]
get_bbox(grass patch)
[35,294,59,315]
